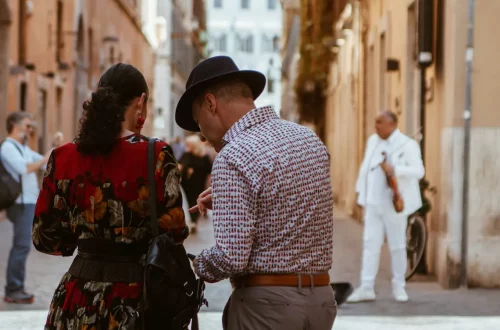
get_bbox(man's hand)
[189,187,212,216]
[380,161,394,175]
[52,132,64,148]
[43,150,52,164]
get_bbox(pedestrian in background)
[347,110,424,303]
[0,112,51,304]
[170,135,185,160]
[178,134,212,234]
[33,63,188,328]
[176,56,336,330]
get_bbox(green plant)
[294,0,335,140]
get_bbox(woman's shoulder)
[52,141,77,159]
[126,135,174,159]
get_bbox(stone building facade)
[0,0,156,152]
[310,0,500,288]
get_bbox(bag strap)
[147,138,159,238]
[1,139,24,205]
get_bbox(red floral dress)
[33,135,187,329]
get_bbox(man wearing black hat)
[176,56,336,329]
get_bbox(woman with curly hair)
[33,63,188,329]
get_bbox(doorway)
[406,3,420,135]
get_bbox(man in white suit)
[347,111,425,303]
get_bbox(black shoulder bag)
[143,138,207,330]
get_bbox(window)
[88,28,93,87]
[246,35,254,53]
[237,35,253,53]
[214,34,227,51]
[272,36,280,52]
[19,82,27,111]
[267,79,274,93]
[110,47,115,64]
[262,35,272,52]
[37,89,47,153]
[214,0,222,8]
[56,87,63,130]
[268,0,277,10]
[18,0,27,64]
[241,0,249,9]
[56,0,63,62]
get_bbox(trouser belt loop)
[298,274,302,290]
[310,274,315,290]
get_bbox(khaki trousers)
[223,285,337,330]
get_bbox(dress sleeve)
[154,143,188,243]
[33,151,77,256]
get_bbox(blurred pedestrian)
[347,110,424,303]
[178,134,212,233]
[170,135,185,160]
[33,63,188,328]
[176,56,336,330]
[0,112,51,304]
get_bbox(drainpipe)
[460,0,475,290]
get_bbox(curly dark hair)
[74,63,148,155]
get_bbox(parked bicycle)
[405,178,436,280]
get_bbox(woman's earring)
[136,116,145,131]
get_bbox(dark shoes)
[4,290,34,304]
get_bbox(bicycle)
[405,178,436,280]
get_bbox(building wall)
[2,0,155,151]
[207,0,282,114]
[324,0,500,288]
[82,0,156,137]
[0,0,13,138]
[6,0,77,151]
[280,0,300,123]
[154,0,206,139]
[436,0,500,288]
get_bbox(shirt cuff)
[196,247,228,282]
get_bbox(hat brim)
[175,70,266,132]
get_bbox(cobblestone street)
[0,211,499,329]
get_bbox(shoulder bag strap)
[4,140,24,205]
[147,138,159,237]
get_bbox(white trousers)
[360,204,408,289]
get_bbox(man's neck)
[7,135,23,145]
[223,102,256,131]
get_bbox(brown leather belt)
[231,273,330,289]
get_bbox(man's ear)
[205,94,217,115]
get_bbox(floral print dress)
[33,135,188,329]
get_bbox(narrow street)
[0,211,499,329]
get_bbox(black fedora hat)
[175,56,266,132]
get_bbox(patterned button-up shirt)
[196,106,334,282]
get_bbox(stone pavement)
[1,311,499,330]
[0,210,500,329]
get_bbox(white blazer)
[356,130,425,216]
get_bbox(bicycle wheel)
[405,214,427,280]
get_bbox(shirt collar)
[387,128,400,144]
[6,137,24,147]
[222,106,278,145]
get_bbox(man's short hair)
[382,110,398,124]
[6,111,31,134]
[194,77,253,107]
